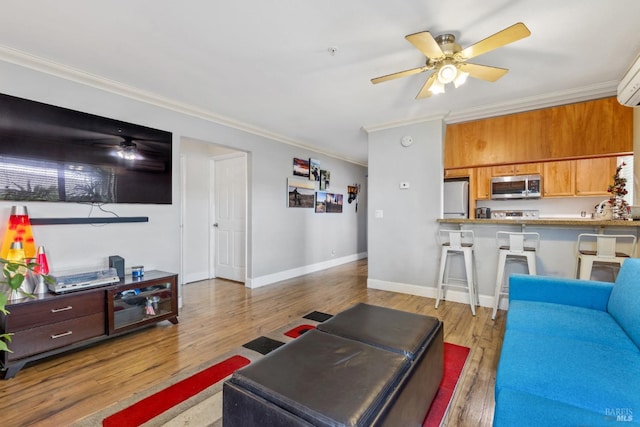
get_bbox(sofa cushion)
[496,330,640,416]
[494,388,632,426]
[506,300,639,352]
[509,273,612,310]
[608,258,640,349]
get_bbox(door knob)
[213,223,219,227]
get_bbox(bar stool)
[575,233,637,281]
[492,231,539,320]
[435,230,478,316]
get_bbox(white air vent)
[617,53,640,107]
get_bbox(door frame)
[209,151,248,282]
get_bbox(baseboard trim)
[366,278,498,309]
[246,252,368,289]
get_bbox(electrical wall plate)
[400,135,413,147]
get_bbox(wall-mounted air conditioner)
[617,53,640,107]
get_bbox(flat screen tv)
[0,92,172,204]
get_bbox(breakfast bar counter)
[435,217,639,312]
[438,218,640,227]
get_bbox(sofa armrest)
[509,274,613,311]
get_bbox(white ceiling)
[1,1,639,166]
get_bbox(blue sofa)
[494,258,640,426]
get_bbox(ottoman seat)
[223,304,443,427]
[317,302,441,358]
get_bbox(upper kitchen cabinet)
[474,167,493,200]
[444,168,471,179]
[492,163,541,176]
[542,160,575,197]
[541,156,617,197]
[444,97,632,169]
[574,157,617,196]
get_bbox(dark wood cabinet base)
[1,270,178,379]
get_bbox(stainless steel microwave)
[490,174,542,200]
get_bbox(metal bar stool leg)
[435,246,448,309]
[463,248,476,316]
[492,250,508,320]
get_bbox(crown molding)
[362,113,449,134]
[0,44,366,166]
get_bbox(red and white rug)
[74,312,470,427]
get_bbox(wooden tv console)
[0,270,178,379]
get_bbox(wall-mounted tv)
[0,92,172,204]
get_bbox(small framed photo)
[326,193,343,213]
[293,158,310,178]
[309,158,320,181]
[320,170,330,190]
[288,178,315,208]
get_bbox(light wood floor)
[0,259,506,426]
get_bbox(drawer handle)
[51,306,73,313]
[51,331,73,339]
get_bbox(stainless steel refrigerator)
[443,180,469,219]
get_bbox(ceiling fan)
[371,22,531,98]
[91,135,164,160]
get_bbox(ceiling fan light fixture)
[117,142,137,160]
[437,63,457,84]
[429,79,446,94]
[453,69,469,88]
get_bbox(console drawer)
[6,292,105,331]
[7,313,105,361]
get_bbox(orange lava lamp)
[1,206,36,260]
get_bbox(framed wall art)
[287,178,315,208]
[315,191,327,213]
[320,170,330,190]
[309,158,320,181]
[293,158,310,178]
[325,193,343,213]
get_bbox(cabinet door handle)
[51,331,73,339]
[51,306,73,313]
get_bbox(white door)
[211,153,246,282]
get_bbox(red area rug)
[102,355,250,427]
[82,315,470,427]
[423,342,471,427]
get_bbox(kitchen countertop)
[438,218,640,227]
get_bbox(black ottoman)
[223,304,443,427]
[317,303,444,426]
[317,303,441,358]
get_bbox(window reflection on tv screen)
[0,92,172,204]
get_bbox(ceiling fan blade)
[405,31,446,60]
[457,62,509,82]
[371,66,426,84]
[416,73,438,99]
[455,22,530,61]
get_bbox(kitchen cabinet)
[492,163,541,176]
[444,168,471,179]
[444,97,632,169]
[474,167,493,200]
[542,160,576,197]
[575,157,617,196]
[541,157,618,197]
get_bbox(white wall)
[367,119,444,296]
[0,59,368,289]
